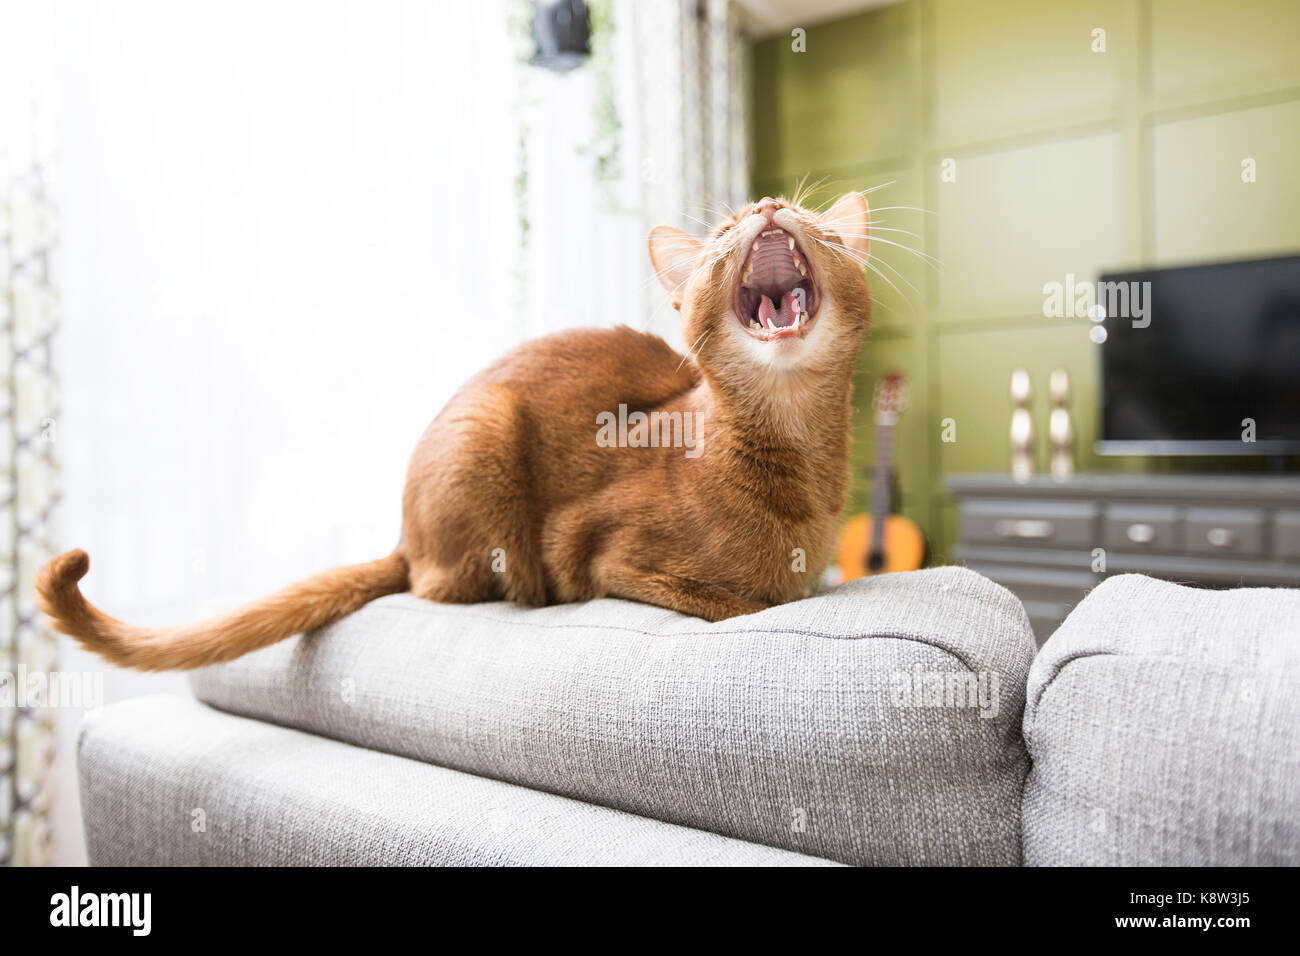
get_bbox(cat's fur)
[35,193,872,670]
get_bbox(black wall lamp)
[530,0,591,71]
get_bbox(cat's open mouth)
[735,227,820,340]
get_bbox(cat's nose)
[753,197,781,224]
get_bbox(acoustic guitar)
[836,371,926,579]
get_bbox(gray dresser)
[947,474,1300,645]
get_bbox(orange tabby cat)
[36,192,872,670]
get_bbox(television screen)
[1099,254,1300,454]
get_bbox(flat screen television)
[1097,254,1300,455]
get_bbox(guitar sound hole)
[867,552,885,572]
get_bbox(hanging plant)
[581,0,621,196]
[509,0,537,314]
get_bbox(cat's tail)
[34,548,409,671]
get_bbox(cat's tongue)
[757,291,803,329]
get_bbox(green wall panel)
[930,0,1127,146]
[1149,0,1300,103]
[930,498,959,566]
[1152,100,1300,263]
[934,134,1125,322]
[751,2,916,182]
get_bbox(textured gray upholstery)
[189,567,1036,866]
[1023,574,1300,866]
[79,695,836,866]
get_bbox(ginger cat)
[36,192,872,670]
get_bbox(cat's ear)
[819,192,870,257]
[648,226,704,307]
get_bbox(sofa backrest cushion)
[1023,573,1300,866]
[191,566,1036,865]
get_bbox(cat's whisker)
[676,329,712,374]
[810,181,897,215]
[790,173,831,210]
[816,238,920,304]
[861,259,906,300]
[817,235,928,307]
[868,254,921,296]
[813,236,922,302]
[691,198,740,223]
[823,230,940,270]
[864,204,937,216]
[811,235,849,264]
[829,225,923,240]
[680,214,716,231]
[865,235,941,269]
[817,238,910,304]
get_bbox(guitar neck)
[870,419,895,523]
[868,419,895,559]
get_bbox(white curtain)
[45,0,523,864]
[55,0,522,622]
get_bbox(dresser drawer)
[1277,511,1300,561]
[1184,507,1266,558]
[1104,505,1180,552]
[962,500,1099,549]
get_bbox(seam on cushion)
[1025,648,1300,752]
[1024,650,1119,750]
[333,601,1006,676]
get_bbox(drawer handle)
[1206,527,1235,548]
[1126,522,1156,544]
[996,519,1055,539]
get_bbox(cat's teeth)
[797,312,807,326]
[788,236,795,251]
[796,261,807,276]
[765,314,777,330]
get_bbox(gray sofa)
[77,567,1300,866]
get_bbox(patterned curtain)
[607,0,750,340]
[0,4,61,864]
[684,0,750,217]
[625,0,750,225]
[0,162,60,868]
